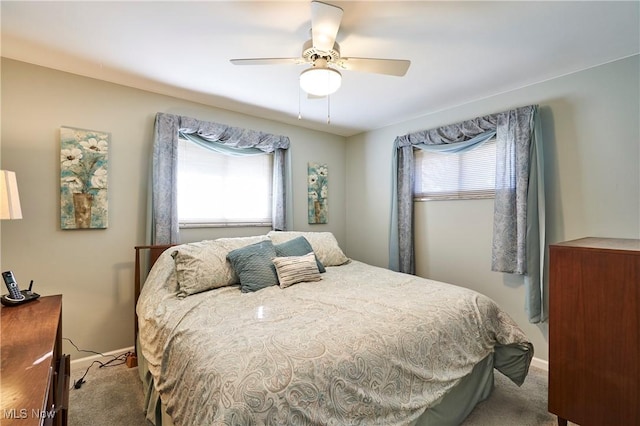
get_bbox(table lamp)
[0,170,38,306]
[1,170,22,220]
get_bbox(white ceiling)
[2,1,639,137]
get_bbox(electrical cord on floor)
[64,337,134,390]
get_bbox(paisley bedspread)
[137,253,532,426]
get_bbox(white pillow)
[267,231,349,266]
[172,235,268,297]
[272,252,322,288]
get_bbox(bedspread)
[137,254,532,426]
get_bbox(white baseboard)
[70,346,134,371]
[530,356,548,372]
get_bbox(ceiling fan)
[230,1,411,97]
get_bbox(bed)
[136,231,533,426]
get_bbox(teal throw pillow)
[273,236,326,273]
[226,240,279,293]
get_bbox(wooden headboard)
[134,244,175,346]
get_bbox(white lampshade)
[300,66,342,97]
[1,170,23,220]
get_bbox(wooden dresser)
[549,237,639,426]
[0,295,70,426]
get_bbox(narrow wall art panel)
[308,162,328,224]
[60,126,109,229]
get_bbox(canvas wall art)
[308,162,328,224]
[60,126,109,229]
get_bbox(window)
[414,138,496,201]
[177,138,273,226]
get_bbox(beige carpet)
[69,363,568,425]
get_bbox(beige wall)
[345,55,640,362]
[0,58,346,357]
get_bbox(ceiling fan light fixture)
[299,66,342,97]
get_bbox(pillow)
[172,235,268,297]
[274,236,325,273]
[226,240,279,293]
[272,252,322,289]
[267,231,349,266]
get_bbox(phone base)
[1,290,40,306]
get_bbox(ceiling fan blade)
[230,58,303,66]
[311,1,343,52]
[337,57,411,76]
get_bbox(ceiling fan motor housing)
[302,39,341,63]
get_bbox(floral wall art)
[308,162,328,224]
[60,126,109,229]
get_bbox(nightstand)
[0,295,70,426]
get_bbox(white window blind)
[177,138,273,226]
[414,138,496,201]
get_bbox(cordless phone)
[1,270,40,306]
[2,271,23,300]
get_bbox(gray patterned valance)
[156,113,290,153]
[395,114,497,147]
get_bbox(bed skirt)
[138,342,530,426]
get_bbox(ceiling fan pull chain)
[327,94,331,124]
[298,84,302,120]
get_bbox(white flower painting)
[60,126,110,229]
[308,162,328,224]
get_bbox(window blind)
[414,138,496,201]
[177,138,273,226]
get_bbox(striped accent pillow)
[272,252,322,289]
